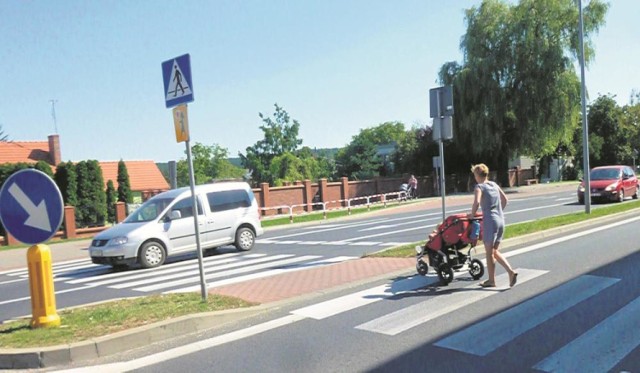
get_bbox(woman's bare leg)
[484,242,496,285]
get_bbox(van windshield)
[123,198,174,223]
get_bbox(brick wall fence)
[1,167,537,245]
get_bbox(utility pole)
[49,100,59,134]
[578,0,591,214]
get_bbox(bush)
[562,165,579,181]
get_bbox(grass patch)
[260,202,410,227]
[366,242,426,258]
[369,199,640,258]
[0,293,257,348]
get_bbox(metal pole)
[437,91,446,222]
[439,139,446,221]
[578,0,591,214]
[49,100,58,134]
[185,138,208,301]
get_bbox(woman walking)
[468,164,518,288]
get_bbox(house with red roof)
[0,134,169,201]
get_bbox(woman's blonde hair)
[471,163,489,178]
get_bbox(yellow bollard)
[27,244,60,328]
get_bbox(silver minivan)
[88,182,263,269]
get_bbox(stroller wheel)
[416,260,429,276]
[469,259,485,280]
[437,264,454,285]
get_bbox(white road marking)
[0,285,98,306]
[534,295,640,372]
[355,269,547,336]
[170,256,357,293]
[291,275,433,320]
[502,215,640,260]
[67,252,243,285]
[434,275,619,355]
[86,256,263,288]
[0,278,26,285]
[136,255,321,292]
[349,242,382,246]
[111,255,289,290]
[59,314,307,373]
[358,224,400,232]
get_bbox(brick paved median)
[209,257,415,303]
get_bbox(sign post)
[430,86,454,222]
[162,54,208,301]
[0,169,64,328]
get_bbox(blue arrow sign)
[162,54,194,108]
[0,169,64,245]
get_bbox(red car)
[577,165,639,204]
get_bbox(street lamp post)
[578,0,591,214]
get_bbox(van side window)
[170,197,204,219]
[207,190,251,212]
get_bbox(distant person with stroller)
[467,164,518,288]
[408,175,418,199]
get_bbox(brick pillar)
[303,179,313,212]
[340,177,349,207]
[5,232,19,246]
[115,202,127,223]
[319,178,328,204]
[260,183,270,216]
[63,206,77,239]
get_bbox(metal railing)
[259,191,409,223]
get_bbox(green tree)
[336,135,380,180]
[54,161,78,206]
[74,161,90,226]
[117,160,133,203]
[177,143,245,187]
[75,160,107,227]
[106,180,117,224]
[438,0,608,184]
[34,160,53,178]
[240,104,303,185]
[394,125,440,176]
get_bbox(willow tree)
[439,0,608,183]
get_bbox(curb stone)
[0,307,265,369]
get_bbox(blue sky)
[1,0,638,163]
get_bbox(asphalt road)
[89,211,640,373]
[0,188,597,322]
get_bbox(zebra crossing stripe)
[89,255,264,288]
[355,268,547,336]
[434,274,620,356]
[291,275,432,320]
[135,255,322,292]
[169,256,358,294]
[110,254,289,290]
[66,252,244,284]
[534,295,640,373]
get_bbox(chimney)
[48,134,61,166]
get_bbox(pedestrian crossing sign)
[162,54,194,108]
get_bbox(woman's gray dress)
[476,181,505,245]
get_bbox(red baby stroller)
[416,213,485,285]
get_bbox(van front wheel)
[235,228,255,251]
[139,241,166,268]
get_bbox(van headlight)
[415,245,424,255]
[109,236,128,246]
[605,183,617,191]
